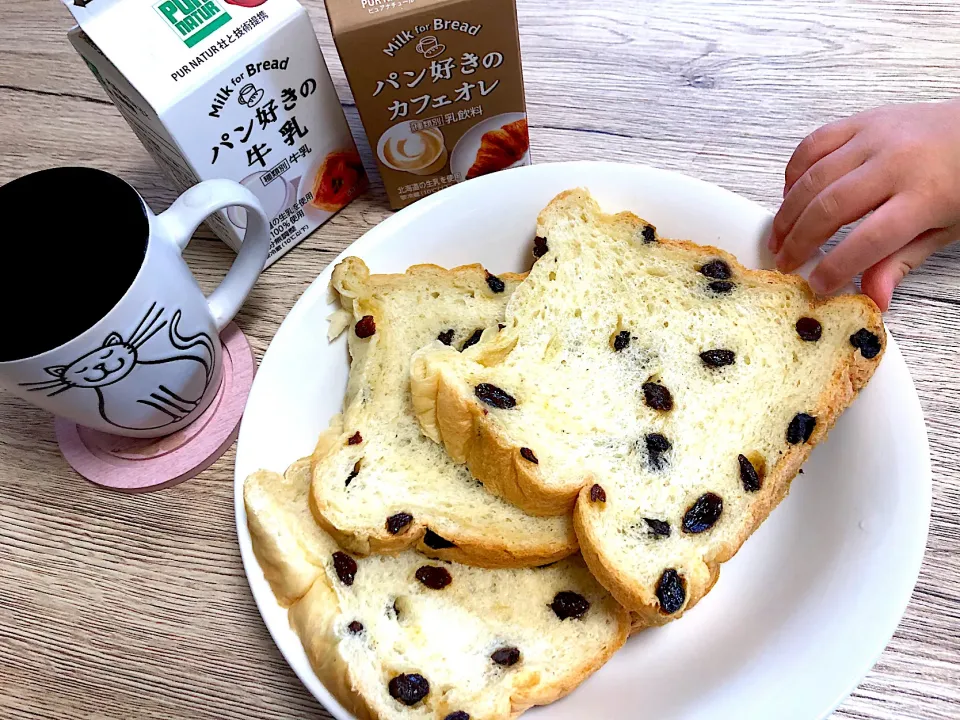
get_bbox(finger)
[775,159,892,273]
[808,193,932,296]
[769,138,869,253]
[859,225,958,311]
[784,118,860,196]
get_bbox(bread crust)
[311,258,578,569]
[413,188,886,619]
[288,579,379,720]
[428,371,578,517]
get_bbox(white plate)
[234,161,930,720]
[450,111,531,181]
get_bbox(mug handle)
[155,179,270,331]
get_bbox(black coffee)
[0,168,148,362]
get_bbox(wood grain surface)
[1,1,958,718]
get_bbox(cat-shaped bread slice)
[245,459,630,720]
[411,189,885,625]
[310,259,575,569]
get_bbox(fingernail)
[782,184,789,199]
[766,231,778,252]
[775,251,792,272]
[808,273,829,295]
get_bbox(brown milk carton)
[325,0,530,209]
[63,0,368,266]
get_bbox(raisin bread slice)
[312,258,575,569]
[245,459,630,720]
[410,189,885,625]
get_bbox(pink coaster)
[55,323,256,493]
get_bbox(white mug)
[0,167,270,438]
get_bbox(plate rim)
[233,160,931,720]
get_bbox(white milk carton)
[64,0,367,266]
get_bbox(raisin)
[787,413,816,444]
[641,223,657,243]
[642,382,674,411]
[486,273,506,294]
[699,259,731,280]
[460,328,483,351]
[850,328,882,359]
[355,315,376,338]
[645,433,671,471]
[700,349,735,367]
[796,317,822,342]
[799,468,805,474]
[738,454,762,492]
[709,280,735,294]
[590,484,606,503]
[644,518,671,537]
[445,714,471,720]
[491,646,521,667]
[656,569,686,614]
[475,383,517,409]
[423,529,455,550]
[347,431,362,445]
[332,551,358,586]
[683,492,724,533]
[550,591,590,620]
[612,330,631,351]
[388,673,430,707]
[437,329,455,346]
[415,565,452,590]
[345,460,361,487]
[520,447,539,464]
[386,512,414,535]
[347,621,364,634]
[533,235,549,258]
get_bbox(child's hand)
[769,100,960,311]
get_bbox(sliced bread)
[410,189,885,624]
[245,459,631,720]
[311,258,576,568]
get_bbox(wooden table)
[1,1,957,718]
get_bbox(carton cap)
[326,0,466,34]
[63,0,303,113]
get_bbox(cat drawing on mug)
[20,303,216,431]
